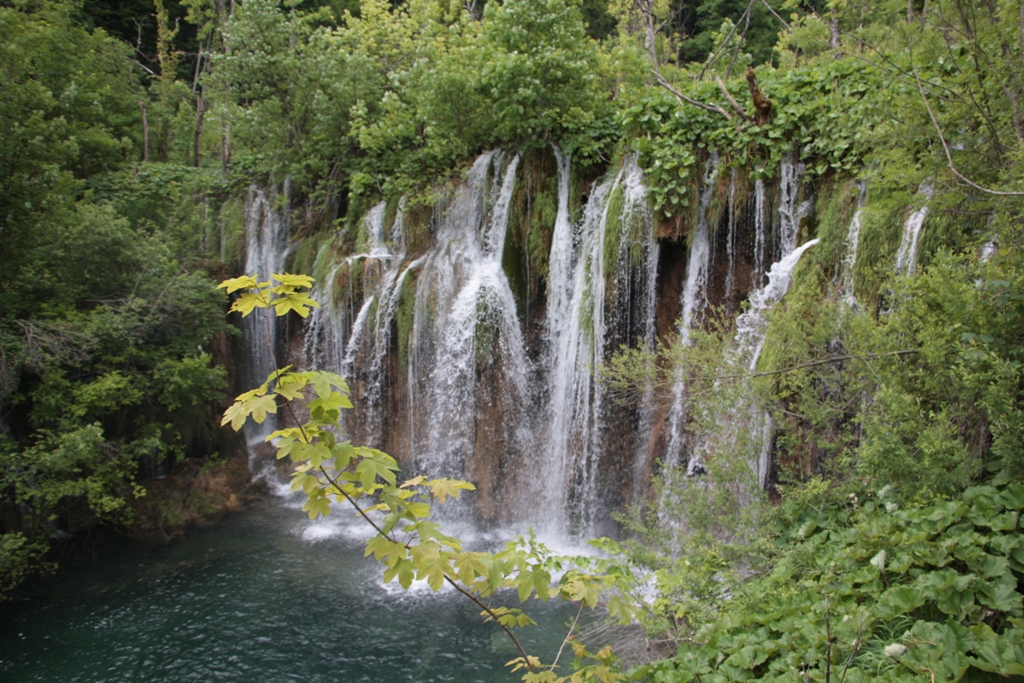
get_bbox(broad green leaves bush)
[639,482,1024,682]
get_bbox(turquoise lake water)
[0,498,584,682]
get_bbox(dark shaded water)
[0,499,582,682]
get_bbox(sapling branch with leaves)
[218,272,635,683]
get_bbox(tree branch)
[913,69,1024,196]
[716,76,754,122]
[552,600,586,672]
[760,0,790,30]
[652,70,733,120]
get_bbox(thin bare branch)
[760,0,790,29]
[697,1,754,81]
[604,350,920,407]
[717,76,754,122]
[913,70,1024,196]
[652,70,732,120]
[552,601,586,671]
[725,0,756,78]
[318,466,536,671]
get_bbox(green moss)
[384,194,402,245]
[503,231,529,318]
[394,269,418,373]
[493,146,570,318]
[403,200,434,257]
[917,198,989,271]
[289,231,328,280]
[851,189,907,307]
[474,300,497,368]
[219,195,247,272]
[602,182,625,278]
[806,177,859,278]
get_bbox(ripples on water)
[0,500,584,682]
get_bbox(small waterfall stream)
[541,154,659,535]
[839,182,868,305]
[895,184,934,276]
[240,182,291,482]
[242,182,291,393]
[663,154,720,468]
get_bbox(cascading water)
[685,238,821,487]
[285,146,834,533]
[753,177,767,285]
[777,152,807,257]
[679,154,721,343]
[408,152,530,518]
[242,182,291,393]
[542,154,658,536]
[895,184,934,276]
[733,238,820,486]
[545,145,574,368]
[839,181,868,305]
[733,239,821,373]
[663,151,815,477]
[241,182,291,481]
[663,154,720,468]
[302,201,412,447]
[542,164,619,535]
[725,168,738,304]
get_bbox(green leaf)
[222,401,249,431]
[218,275,258,293]
[273,273,315,289]
[248,394,278,424]
[230,292,263,316]
[302,494,331,519]
[273,293,320,318]
[533,568,551,602]
[517,570,534,602]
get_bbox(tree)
[478,0,605,147]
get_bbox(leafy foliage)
[638,481,1024,682]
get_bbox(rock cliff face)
[246,147,852,535]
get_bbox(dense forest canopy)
[2,0,1024,680]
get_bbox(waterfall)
[543,164,619,535]
[664,154,720,467]
[242,182,290,394]
[685,238,820,485]
[546,145,574,364]
[753,178,767,286]
[725,169,738,305]
[540,153,658,536]
[732,238,819,486]
[777,152,806,257]
[282,146,838,532]
[664,151,814,476]
[245,181,294,458]
[303,249,349,377]
[679,154,720,343]
[839,181,868,304]
[733,239,821,373]
[408,152,529,511]
[240,182,291,484]
[303,200,414,448]
[895,184,934,276]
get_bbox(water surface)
[0,499,582,682]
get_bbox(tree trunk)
[194,93,205,168]
[222,120,231,172]
[139,100,149,162]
